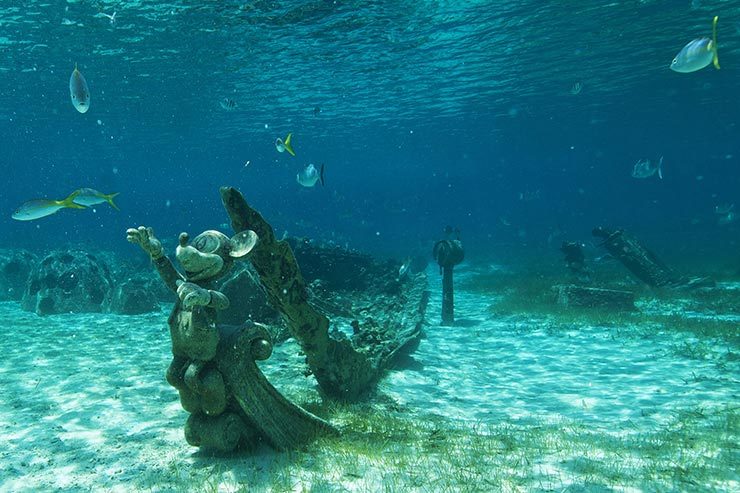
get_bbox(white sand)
[0,264,737,491]
[382,277,737,434]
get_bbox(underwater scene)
[1,1,738,492]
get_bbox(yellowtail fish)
[71,188,120,210]
[275,132,295,156]
[12,191,86,221]
[670,16,720,73]
[297,163,325,187]
[69,64,90,113]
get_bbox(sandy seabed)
[0,264,737,492]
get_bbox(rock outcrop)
[21,250,113,315]
[110,277,162,314]
[0,249,36,301]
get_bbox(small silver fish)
[297,163,325,187]
[398,257,412,280]
[632,156,663,179]
[71,188,120,210]
[220,98,237,111]
[69,64,90,113]
[12,191,86,221]
[670,16,720,73]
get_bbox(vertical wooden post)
[441,265,454,326]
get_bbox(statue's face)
[177,231,231,282]
[176,229,257,282]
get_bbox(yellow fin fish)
[12,190,86,221]
[670,16,720,73]
[275,132,296,156]
[71,188,120,210]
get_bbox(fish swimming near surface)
[69,64,90,113]
[632,156,663,179]
[275,133,296,156]
[12,190,86,221]
[220,98,237,110]
[297,163,325,187]
[97,11,116,26]
[71,188,120,210]
[670,16,720,73]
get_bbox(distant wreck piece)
[126,225,334,452]
[560,241,591,283]
[592,227,714,289]
[220,186,428,400]
[554,284,635,311]
[432,230,464,326]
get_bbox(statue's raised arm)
[126,226,184,292]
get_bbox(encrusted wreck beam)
[554,284,635,311]
[220,187,376,400]
[215,322,336,449]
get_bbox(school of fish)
[12,188,119,221]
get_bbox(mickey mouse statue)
[127,225,261,450]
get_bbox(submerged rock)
[110,257,177,304]
[110,277,162,315]
[0,249,37,301]
[21,250,113,315]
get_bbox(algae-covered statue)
[126,226,333,452]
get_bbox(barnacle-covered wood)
[220,187,428,400]
[216,322,336,449]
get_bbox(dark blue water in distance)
[2,1,739,269]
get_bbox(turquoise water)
[2,1,739,256]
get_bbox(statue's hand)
[176,280,211,309]
[126,226,164,259]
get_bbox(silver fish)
[220,98,237,110]
[69,64,90,113]
[398,257,412,280]
[670,16,720,73]
[632,156,663,179]
[297,163,325,187]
